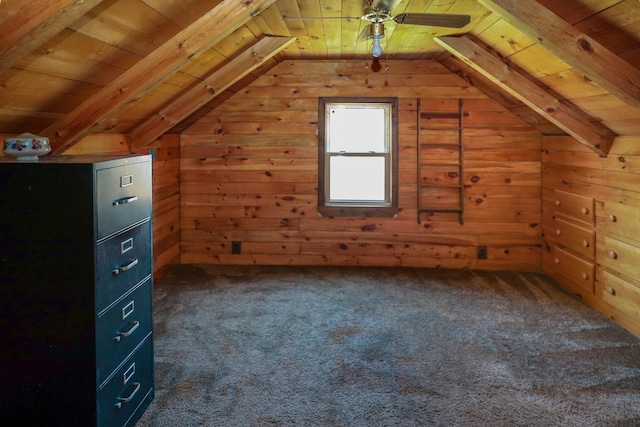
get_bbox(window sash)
[326,103,389,154]
[325,153,390,205]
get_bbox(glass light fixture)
[369,22,385,58]
[371,35,382,57]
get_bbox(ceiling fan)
[284,0,471,58]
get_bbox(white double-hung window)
[318,97,398,217]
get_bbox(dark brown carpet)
[136,265,640,426]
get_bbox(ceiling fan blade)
[393,13,471,28]
[357,25,372,42]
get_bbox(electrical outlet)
[231,241,241,254]
[477,246,487,260]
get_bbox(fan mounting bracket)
[362,10,391,23]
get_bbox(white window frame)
[318,97,398,217]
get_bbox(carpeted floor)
[136,265,640,426]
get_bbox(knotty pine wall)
[179,60,542,270]
[144,134,181,280]
[542,135,640,336]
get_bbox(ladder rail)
[458,98,464,225]
[417,98,422,223]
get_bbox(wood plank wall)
[1,133,181,281]
[144,134,181,280]
[180,60,542,270]
[542,135,640,336]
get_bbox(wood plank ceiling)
[1,0,640,156]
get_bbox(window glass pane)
[329,156,386,201]
[328,107,386,153]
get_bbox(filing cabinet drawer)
[604,202,640,243]
[97,278,152,385]
[600,236,640,280]
[554,246,595,293]
[553,217,595,258]
[99,335,154,427]
[553,190,594,225]
[601,270,640,321]
[96,221,152,312]
[97,160,151,240]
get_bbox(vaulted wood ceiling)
[2,0,640,157]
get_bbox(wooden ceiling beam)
[0,0,105,76]
[130,36,295,152]
[435,35,616,157]
[478,0,640,112]
[43,0,277,154]
[439,55,564,136]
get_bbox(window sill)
[317,206,399,218]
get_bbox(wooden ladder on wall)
[417,98,465,225]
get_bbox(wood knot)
[578,38,592,52]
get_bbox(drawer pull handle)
[555,229,561,235]
[113,196,138,206]
[605,287,616,296]
[609,214,617,222]
[114,321,140,342]
[582,273,589,280]
[554,200,561,206]
[554,258,560,264]
[115,382,141,408]
[581,207,589,215]
[112,258,139,275]
[582,240,589,247]
[608,250,618,260]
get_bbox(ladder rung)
[420,162,462,167]
[420,112,461,119]
[420,184,463,188]
[419,207,463,213]
[420,143,461,148]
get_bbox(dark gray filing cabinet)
[0,154,154,426]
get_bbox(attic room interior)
[3,0,640,425]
